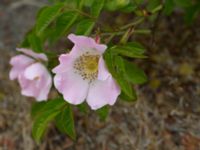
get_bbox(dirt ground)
[0,1,200,150]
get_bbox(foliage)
[19,0,200,141]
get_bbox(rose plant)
[9,0,200,142]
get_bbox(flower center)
[33,76,40,80]
[73,52,100,82]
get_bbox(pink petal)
[68,34,107,55]
[17,48,48,61]
[54,71,89,105]
[86,77,121,110]
[98,56,110,81]
[9,68,20,80]
[35,75,52,101]
[52,54,75,73]
[19,63,52,101]
[68,34,94,47]
[20,77,51,101]
[53,51,89,104]
[24,63,48,80]
[19,75,38,97]
[20,78,49,101]
[93,43,107,54]
[9,55,34,80]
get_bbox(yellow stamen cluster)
[74,51,100,82]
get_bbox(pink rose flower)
[52,34,121,110]
[9,48,52,101]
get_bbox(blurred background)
[0,0,200,149]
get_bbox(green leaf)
[96,105,109,121]
[76,19,95,35]
[124,60,147,84]
[174,0,192,8]
[125,42,146,54]
[163,0,175,15]
[36,4,64,35]
[116,74,134,99]
[104,52,134,99]
[147,0,162,13]
[20,36,30,48]
[103,51,115,75]
[119,4,137,13]
[32,97,67,141]
[28,33,43,53]
[76,0,84,9]
[20,29,35,48]
[31,101,46,118]
[55,105,76,140]
[56,0,76,7]
[119,29,132,44]
[151,4,163,13]
[77,103,89,114]
[91,0,105,17]
[32,108,60,142]
[111,42,147,58]
[41,97,66,113]
[84,0,95,7]
[114,55,125,73]
[113,57,135,99]
[50,11,78,42]
[119,90,137,102]
[135,0,144,4]
[105,0,130,11]
[36,6,49,18]
[184,4,200,24]
[75,0,104,36]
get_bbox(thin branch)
[63,5,96,20]
[100,29,151,36]
[120,18,145,30]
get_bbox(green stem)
[120,18,145,30]
[134,29,151,34]
[63,5,96,20]
[72,8,96,20]
[99,17,146,44]
[101,29,151,36]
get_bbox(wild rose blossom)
[53,34,121,110]
[9,48,52,101]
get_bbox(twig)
[120,18,145,30]
[101,29,151,36]
[63,6,96,20]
